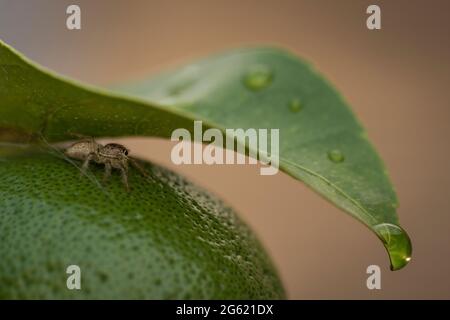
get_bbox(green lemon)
[0,145,284,299]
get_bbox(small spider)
[64,136,148,191]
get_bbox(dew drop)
[288,98,302,113]
[327,149,345,163]
[243,66,273,91]
[373,223,412,270]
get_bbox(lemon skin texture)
[0,147,285,299]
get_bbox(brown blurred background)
[1,0,449,299]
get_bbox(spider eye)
[124,150,128,155]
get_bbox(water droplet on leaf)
[373,223,412,270]
[288,98,302,113]
[243,66,273,91]
[327,149,345,163]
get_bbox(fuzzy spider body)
[64,139,100,161]
[65,138,147,191]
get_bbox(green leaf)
[0,40,411,270]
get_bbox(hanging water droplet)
[288,98,302,113]
[373,223,412,270]
[243,66,273,91]
[327,149,345,163]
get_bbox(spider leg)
[68,132,92,140]
[119,165,130,192]
[129,157,149,178]
[103,162,112,183]
[80,153,95,176]
[68,132,97,146]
